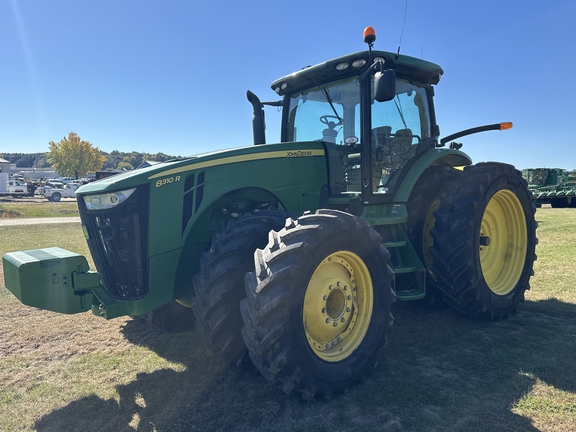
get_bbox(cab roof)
[271,50,443,96]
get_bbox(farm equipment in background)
[522,168,576,207]
[2,27,537,399]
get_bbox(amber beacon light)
[363,26,376,45]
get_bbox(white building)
[0,158,10,174]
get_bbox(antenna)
[397,0,408,57]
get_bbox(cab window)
[371,79,431,193]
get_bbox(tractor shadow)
[35,298,576,432]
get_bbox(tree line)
[2,132,180,178]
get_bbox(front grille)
[79,185,150,300]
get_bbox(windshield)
[287,77,361,144]
[531,170,548,185]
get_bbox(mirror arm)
[360,59,385,82]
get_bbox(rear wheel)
[399,165,461,307]
[240,210,395,399]
[50,193,61,202]
[429,163,537,319]
[191,210,293,366]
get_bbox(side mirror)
[374,69,396,102]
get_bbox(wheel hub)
[303,251,373,362]
[479,235,491,246]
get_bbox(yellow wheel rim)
[303,251,373,362]
[480,190,527,295]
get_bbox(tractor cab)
[252,27,445,207]
[283,73,432,197]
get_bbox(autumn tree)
[48,132,105,179]
[117,161,134,171]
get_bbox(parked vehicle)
[0,173,34,197]
[2,27,537,399]
[40,183,79,202]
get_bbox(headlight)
[83,188,136,211]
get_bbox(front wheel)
[429,163,537,319]
[191,210,294,366]
[240,209,395,399]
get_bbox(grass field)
[0,207,575,431]
[0,200,79,219]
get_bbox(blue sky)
[1,0,575,169]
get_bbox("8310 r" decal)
[155,176,181,188]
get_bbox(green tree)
[33,154,51,168]
[48,132,105,179]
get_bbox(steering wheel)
[320,115,343,126]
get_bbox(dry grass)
[0,199,79,219]
[0,208,575,431]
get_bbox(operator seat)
[371,127,416,191]
[389,128,416,171]
[371,126,392,191]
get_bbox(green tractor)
[522,168,576,208]
[2,27,537,399]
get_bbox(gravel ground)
[0,217,81,227]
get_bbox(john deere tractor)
[2,27,537,399]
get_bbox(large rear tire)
[429,163,537,319]
[191,210,293,366]
[240,209,395,399]
[399,165,461,307]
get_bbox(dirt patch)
[0,210,20,218]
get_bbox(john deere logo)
[286,151,313,158]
